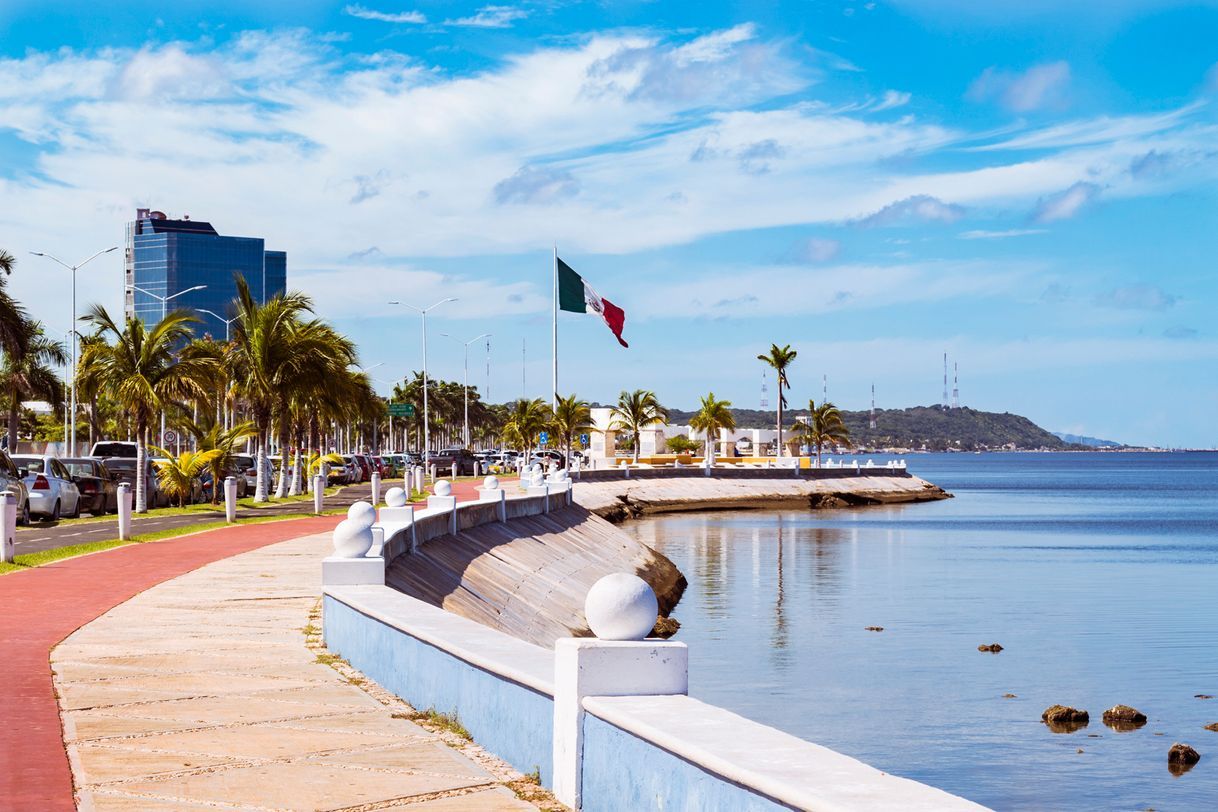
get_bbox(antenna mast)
[943,352,949,408]
[952,362,959,409]
[870,383,877,430]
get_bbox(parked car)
[530,450,567,468]
[430,447,479,476]
[11,455,82,521]
[89,440,139,458]
[0,449,32,525]
[60,457,119,515]
[103,457,170,508]
[350,454,373,482]
[199,461,250,501]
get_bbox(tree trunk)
[254,423,269,502]
[135,419,148,512]
[776,395,784,460]
[7,389,19,453]
[275,418,291,499]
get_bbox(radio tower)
[952,362,959,409]
[760,371,769,410]
[869,384,877,430]
[942,352,949,408]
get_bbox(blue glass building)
[123,209,288,341]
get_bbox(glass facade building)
[123,209,288,341]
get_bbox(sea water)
[622,452,1218,811]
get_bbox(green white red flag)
[556,256,628,347]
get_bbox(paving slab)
[52,529,539,811]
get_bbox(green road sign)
[388,403,415,417]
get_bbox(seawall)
[573,468,951,522]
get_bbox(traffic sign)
[162,429,178,445]
[579,433,590,448]
[388,402,415,417]
[539,431,549,447]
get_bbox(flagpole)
[552,243,558,412]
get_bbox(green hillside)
[665,405,1073,451]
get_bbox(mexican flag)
[556,256,629,348]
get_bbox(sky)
[1,1,1216,447]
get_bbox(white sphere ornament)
[347,501,376,527]
[483,475,500,490]
[332,517,374,558]
[584,573,658,641]
[434,479,452,497]
[384,487,408,507]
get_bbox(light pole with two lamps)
[126,283,207,448]
[440,332,491,449]
[387,298,456,464]
[30,246,119,455]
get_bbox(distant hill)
[664,404,1074,451]
[1052,432,1124,448]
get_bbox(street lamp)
[125,283,207,447]
[387,298,456,464]
[30,246,119,455]
[196,308,241,431]
[440,332,491,448]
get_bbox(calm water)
[622,452,1218,811]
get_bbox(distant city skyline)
[1,1,1215,447]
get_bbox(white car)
[11,455,82,521]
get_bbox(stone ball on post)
[347,500,376,527]
[434,479,452,497]
[483,475,500,490]
[384,487,408,508]
[332,517,374,558]
[584,573,659,641]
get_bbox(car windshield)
[91,442,137,458]
[63,462,96,477]
[105,459,136,472]
[12,457,46,473]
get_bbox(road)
[13,482,385,557]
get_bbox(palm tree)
[2,321,68,451]
[789,399,852,466]
[757,344,797,458]
[183,416,256,504]
[609,389,669,463]
[0,250,31,365]
[689,392,735,465]
[79,306,218,512]
[503,398,552,460]
[149,446,223,508]
[551,394,592,464]
[226,276,315,502]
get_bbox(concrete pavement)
[53,530,537,811]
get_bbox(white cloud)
[446,5,529,28]
[857,195,964,227]
[1030,181,1100,222]
[959,228,1047,239]
[344,5,427,24]
[790,237,841,263]
[967,61,1070,113]
[1094,284,1178,311]
[873,90,911,111]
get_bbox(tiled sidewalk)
[52,531,536,811]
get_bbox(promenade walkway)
[0,477,529,811]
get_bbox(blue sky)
[2,1,1216,446]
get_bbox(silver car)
[0,449,32,525]
[11,455,82,521]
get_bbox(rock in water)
[1203,723,1218,733]
[865,626,884,632]
[978,643,1003,652]
[1043,705,1089,733]
[1168,743,1200,775]
[1103,705,1148,731]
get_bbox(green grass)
[35,486,346,528]
[420,708,472,740]
[0,510,344,576]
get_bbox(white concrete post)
[450,462,458,480]
[313,474,324,515]
[322,501,383,586]
[553,574,688,810]
[1,491,16,564]
[117,483,132,540]
[371,472,381,505]
[224,476,237,523]
[473,460,481,477]
[478,476,508,522]
[428,480,459,535]
[429,463,437,482]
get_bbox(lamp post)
[126,283,206,447]
[387,298,456,464]
[441,332,491,449]
[196,308,240,431]
[30,246,119,455]
[353,362,383,452]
